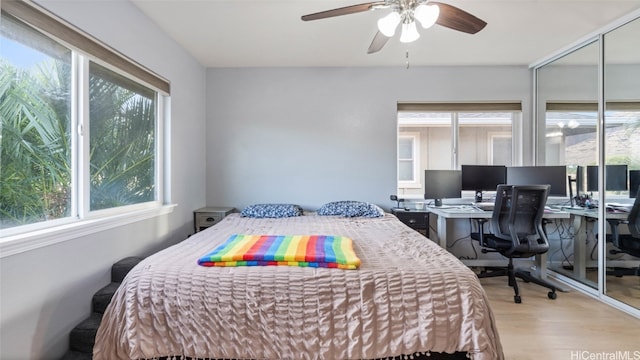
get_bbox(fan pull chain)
[405,50,410,69]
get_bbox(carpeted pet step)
[69,312,102,353]
[92,282,121,314]
[63,256,145,359]
[111,256,144,283]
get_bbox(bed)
[93,209,504,360]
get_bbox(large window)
[1,12,73,228]
[89,62,157,211]
[1,2,169,237]
[397,103,521,197]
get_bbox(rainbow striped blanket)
[197,234,361,269]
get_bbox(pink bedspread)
[93,213,503,360]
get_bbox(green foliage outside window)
[0,59,72,228]
[88,62,156,211]
[0,58,157,229]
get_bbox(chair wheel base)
[548,291,557,300]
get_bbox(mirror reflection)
[537,40,600,289]
[603,16,640,309]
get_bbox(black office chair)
[471,184,557,303]
[605,186,640,276]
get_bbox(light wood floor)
[604,275,640,309]
[480,276,640,359]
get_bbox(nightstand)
[194,207,235,233]
[391,208,430,238]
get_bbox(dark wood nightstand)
[391,208,430,238]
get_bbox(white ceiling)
[131,0,640,68]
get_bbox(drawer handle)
[408,219,416,224]
[206,217,215,222]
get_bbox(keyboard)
[473,202,495,211]
[606,203,632,212]
[438,205,480,213]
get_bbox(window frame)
[0,0,174,257]
[82,57,165,216]
[488,131,513,166]
[397,132,422,189]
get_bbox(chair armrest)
[542,218,552,237]
[606,218,629,248]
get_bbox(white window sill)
[0,204,177,258]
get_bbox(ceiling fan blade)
[301,2,386,21]
[431,2,487,34]
[367,31,390,54]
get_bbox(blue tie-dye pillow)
[317,201,384,218]
[240,203,303,218]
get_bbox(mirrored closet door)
[603,16,640,309]
[536,39,600,289]
[535,10,640,317]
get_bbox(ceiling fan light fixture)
[399,21,420,43]
[301,1,487,54]
[377,11,401,37]
[414,3,440,29]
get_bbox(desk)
[427,206,488,249]
[428,206,570,248]
[561,207,628,279]
[427,206,570,284]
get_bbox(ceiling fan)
[301,0,487,54]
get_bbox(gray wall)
[206,66,532,211]
[0,1,207,359]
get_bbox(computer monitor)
[576,165,584,194]
[586,165,628,192]
[506,165,567,197]
[567,165,584,206]
[628,170,639,198]
[424,170,461,207]
[461,165,507,202]
[567,165,585,192]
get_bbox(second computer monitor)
[630,170,640,198]
[586,165,628,192]
[506,165,567,197]
[461,165,507,202]
[424,170,461,207]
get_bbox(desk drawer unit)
[392,209,430,238]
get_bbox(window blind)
[1,0,170,94]
[546,102,640,111]
[398,102,522,112]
